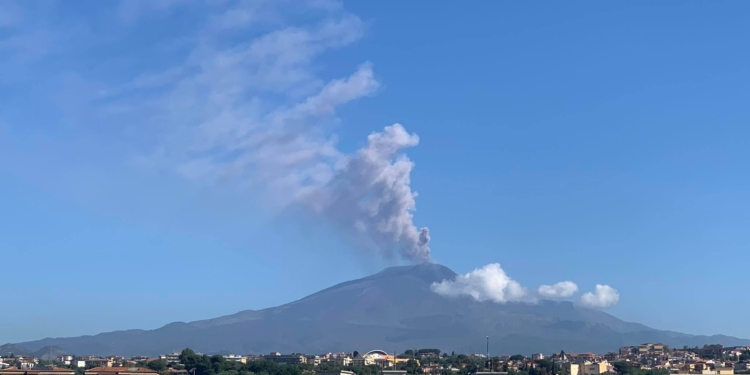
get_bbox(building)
[56,357,73,366]
[159,354,181,364]
[87,360,113,368]
[570,354,598,363]
[85,367,158,375]
[263,354,306,365]
[532,354,545,361]
[317,371,357,375]
[331,357,352,366]
[564,363,579,375]
[581,361,608,375]
[351,358,370,367]
[0,366,75,375]
[361,350,396,368]
[223,355,247,364]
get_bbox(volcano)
[5,264,748,356]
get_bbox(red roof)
[85,368,157,374]
[0,368,75,375]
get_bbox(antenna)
[487,336,491,370]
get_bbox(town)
[2,344,749,375]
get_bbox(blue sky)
[2,0,750,344]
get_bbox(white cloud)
[431,263,528,303]
[580,284,620,309]
[432,263,619,306]
[538,281,579,298]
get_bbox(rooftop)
[85,368,157,374]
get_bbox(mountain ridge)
[6,263,749,356]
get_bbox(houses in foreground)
[0,366,159,375]
[1,343,749,375]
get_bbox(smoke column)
[304,124,431,263]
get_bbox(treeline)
[178,349,388,375]
[179,349,304,375]
[508,359,561,375]
[176,348,486,375]
[613,362,669,375]
[402,349,442,357]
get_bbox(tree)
[353,351,360,358]
[404,359,422,374]
[509,355,526,361]
[180,348,199,370]
[613,362,636,375]
[148,361,167,372]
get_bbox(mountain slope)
[11,264,750,356]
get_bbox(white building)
[160,353,181,364]
[57,356,74,366]
[223,355,247,363]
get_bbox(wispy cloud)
[94,1,430,262]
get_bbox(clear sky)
[1,1,749,344]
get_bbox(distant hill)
[0,343,32,356]
[9,264,750,356]
[0,345,66,359]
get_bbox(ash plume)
[95,2,432,263]
[304,124,431,263]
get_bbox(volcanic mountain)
[5,264,748,356]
